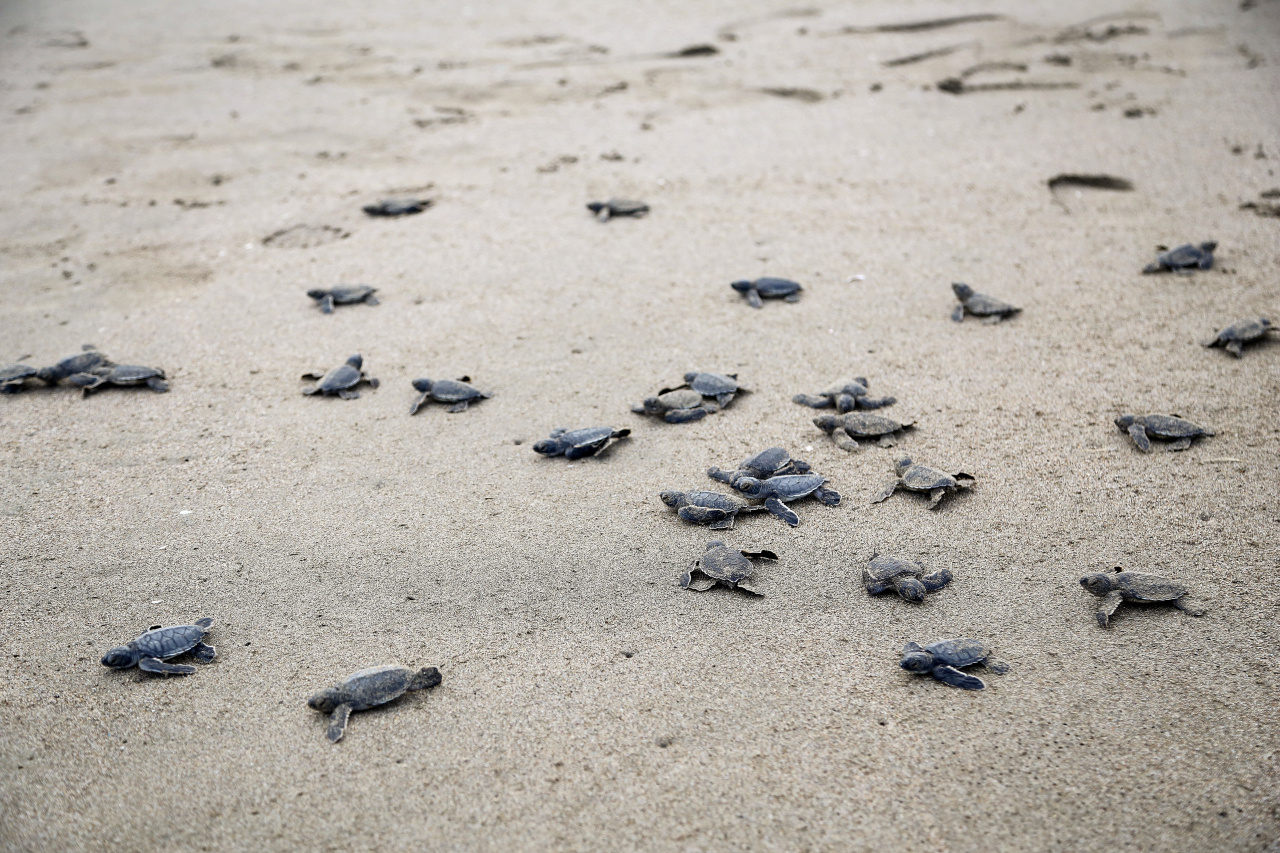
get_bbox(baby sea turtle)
[363,198,430,217]
[1203,317,1274,358]
[409,376,491,414]
[863,555,953,602]
[732,277,802,308]
[632,388,714,423]
[900,638,1008,690]
[872,456,974,509]
[1115,414,1214,452]
[732,474,840,527]
[0,363,38,393]
[679,540,777,596]
[707,447,811,487]
[37,345,111,385]
[1142,241,1216,274]
[660,490,766,529]
[813,412,914,452]
[951,283,1020,323]
[533,426,630,459]
[308,665,442,743]
[307,285,379,313]
[302,354,378,399]
[1079,568,1206,627]
[100,617,216,676]
[673,372,745,408]
[68,364,169,395]
[587,198,650,222]
[793,377,896,412]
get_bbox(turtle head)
[895,577,927,602]
[639,396,665,415]
[586,201,606,214]
[345,354,363,369]
[307,687,344,714]
[659,491,686,508]
[412,378,434,393]
[682,371,699,383]
[532,437,566,456]
[893,457,914,475]
[1199,241,1218,252]
[951,282,974,300]
[812,414,839,434]
[730,280,755,295]
[1079,573,1116,596]
[306,289,329,300]
[900,650,935,673]
[101,645,141,669]
[1114,414,1136,430]
[733,476,764,497]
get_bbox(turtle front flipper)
[932,665,985,690]
[138,657,196,676]
[951,304,966,322]
[715,392,735,408]
[870,480,899,504]
[813,485,841,506]
[327,704,353,742]
[740,549,778,561]
[191,642,216,663]
[678,506,731,527]
[921,569,953,592]
[680,569,717,592]
[409,393,430,415]
[926,489,946,509]
[764,496,800,527]
[745,288,763,309]
[1096,589,1124,627]
[1173,598,1206,617]
[146,377,169,393]
[792,394,831,408]
[446,400,470,413]
[1127,423,1152,452]
[831,428,861,453]
[665,407,707,424]
[734,579,765,596]
[319,295,335,313]
[408,667,443,691]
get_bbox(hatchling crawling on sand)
[872,457,974,509]
[732,474,840,527]
[1142,241,1216,274]
[900,638,1008,690]
[0,363,38,393]
[308,665,442,742]
[37,345,111,385]
[307,285,379,313]
[587,198,649,222]
[680,540,777,596]
[708,447,810,487]
[1115,414,1214,452]
[633,388,715,423]
[863,555,953,602]
[101,618,216,675]
[793,377,896,412]
[534,426,630,459]
[69,364,169,395]
[951,283,1020,323]
[1079,568,1206,627]
[732,277,802,308]
[409,376,491,414]
[302,354,378,399]
[661,490,766,530]
[813,412,914,452]
[672,372,746,409]
[363,198,429,217]
[1203,317,1274,357]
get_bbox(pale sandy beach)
[1,1,1278,851]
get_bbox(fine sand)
[1,1,1278,851]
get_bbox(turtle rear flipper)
[870,480,899,504]
[364,294,380,306]
[921,569,953,592]
[764,496,800,527]
[784,292,801,303]
[1173,598,1206,617]
[1096,589,1124,627]
[446,400,470,413]
[408,667,442,691]
[677,506,730,527]
[665,407,707,424]
[734,579,765,597]
[337,389,361,400]
[191,643,216,664]
[984,659,1010,675]
[1225,340,1243,357]
[138,657,196,676]
[932,665,985,690]
[714,392,734,408]
[981,314,1004,325]
[1167,437,1192,451]
[1126,422,1151,452]
[951,304,966,322]
[813,485,840,506]
[146,377,169,393]
[327,704,353,742]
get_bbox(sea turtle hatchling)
[793,377,896,412]
[660,490,767,530]
[632,388,714,423]
[100,617,216,675]
[731,474,840,527]
[707,447,810,487]
[302,354,379,399]
[731,277,802,308]
[0,363,39,394]
[679,540,778,596]
[1080,568,1206,627]
[533,426,631,459]
[307,285,379,313]
[363,198,430,217]
[863,555,953,602]
[1142,241,1216,274]
[409,376,492,414]
[670,372,746,409]
[872,457,974,509]
[1203,317,1274,358]
[951,283,1020,323]
[1115,414,1214,452]
[587,198,650,222]
[36,345,111,385]
[68,364,169,395]
[899,638,1008,690]
[813,412,914,452]
[308,664,442,743]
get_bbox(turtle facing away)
[660,490,767,530]
[308,665,442,742]
[793,377,896,412]
[900,638,1008,690]
[0,363,39,394]
[363,198,430,217]
[302,354,379,399]
[872,457,974,509]
[732,474,840,527]
[1203,317,1274,357]
[732,277,802,308]
[101,618,216,676]
[410,376,491,414]
[813,412,914,452]
[307,285,379,313]
[534,426,630,459]
[1115,414,1214,452]
[707,447,810,487]
[633,388,714,423]
[951,283,1020,323]
[37,345,112,385]
[68,364,169,395]
[587,198,649,222]
[1142,241,1216,274]
[680,540,777,596]
[863,555,953,602]
[1079,568,1205,627]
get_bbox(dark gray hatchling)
[732,277,802,308]
[69,364,169,395]
[534,426,630,459]
[0,363,39,394]
[731,474,840,527]
[813,412,914,452]
[308,664,442,742]
[793,377,896,412]
[900,638,1008,690]
[1203,317,1274,358]
[37,345,112,385]
[660,490,767,530]
[1115,414,1214,452]
[872,456,974,509]
[410,376,491,414]
[707,447,810,487]
[307,285,379,313]
[680,540,777,596]
[587,198,650,222]
[1142,241,1216,274]
[863,555,953,602]
[1079,568,1206,628]
[363,198,429,217]
[100,617,216,676]
[951,283,1020,323]
[302,354,379,399]
[633,388,714,423]
[674,372,746,409]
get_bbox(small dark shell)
[925,638,990,668]
[363,199,429,217]
[134,623,209,659]
[831,412,908,437]
[1113,572,1188,602]
[864,555,924,583]
[684,372,738,396]
[0,364,38,382]
[340,665,415,710]
[899,464,959,492]
[699,545,756,585]
[1139,415,1209,438]
[319,364,361,391]
[108,365,164,383]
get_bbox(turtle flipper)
[681,570,717,592]
[1096,589,1124,627]
[138,657,196,675]
[146,377,169,392]
[715,392,735,408]
[337,389,361,400]
[327,704,353,742]
[191,642,216,663]
[366,376,379,389]
[926,489,946,509]
[783,292,801,303]
[764,496,800,527]
[903,642,925,655]
[870,480,899,504]
[1167,437,1192,451]
[740,549,778,561]
[706,467,735,485]
[678,506,731,527]
[921,569,953,591]
[951,304,966,322]
[981,314,1004,325]
[745,289,763,309]
[1127,423,1152,452]
[1173,598,1206,617]
[734,579,765,596]
[364,294,380,306]
[813,485,841,506]
[859,395,896,409]
[932,665,985,690]
[319,295,335,313]
[792,394,831,408]
[409,392,429,415]
[665,407,707,424]
[864,578,891,595]
[831,428,861,453]
[408,667,442,691]
[984,659,1010,675]
[595,206,612,222]
[446,400,470,413]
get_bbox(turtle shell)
[738,447,797,478]
[925,638,990,668]
[754,277,801,297]
[427,379,483,403]
[900,464,957,492]
[820,378,868,398]
[1159,243,1212,267]
[655,388,704,411]
[864,555,924,583]
[330,285,376,302]
[319,364,361,391]
[108,365,165,384]
[678,491,747,512]
[1114,572,1188,602]
[961,292,1016,315]
[684,372,738,396]
[740,473,823,500]
[838,412,907,437]
[1217,318,1270,343]
[1141,415,1207,438]
[699,544,756,585]
[41,351,108,382]
[604,199,649,216]
[340,664,414,710]
[562,426,615,450]
[0,364,37,382]
[134,623,209,659]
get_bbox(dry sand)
[1,0,1278,850]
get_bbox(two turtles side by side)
[872,457,974,509]
[732,474,840,527]
[1203,317,1274,357]
[951,283,1020,323]
[863,555,953,602]
[793,377,896,412]
[1115,414,1214,452]
[302,354,379,399]
[731,277,802,308]
[101,618,216,676]
[37,345,112,386]
[307,285,379,313]
[587,198,649,222]
[1079,568,1206,627]
[1142,241,1216,274]
[69,364,169,395]
[813,412,914,452]
[308,664,442,742]
[679,540,777,596]
[534,426,630,459]
[900,638,1008,690]
[660,490,766,530]
[409,377,492,414]
[707,447,810,487]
